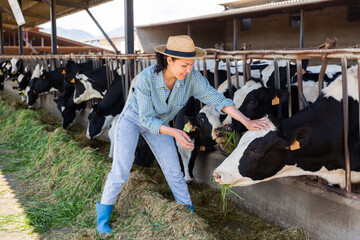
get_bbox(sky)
[39,0,230,36]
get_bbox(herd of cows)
[0,56,358,190]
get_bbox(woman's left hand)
[244,116,270,131]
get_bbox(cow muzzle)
[212,171,222,184]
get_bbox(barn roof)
[0,0,113,28]
[136,0,357,28]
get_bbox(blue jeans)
[100,104,192,206]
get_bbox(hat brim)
[154,45,206,59]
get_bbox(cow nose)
[213,171,222,183]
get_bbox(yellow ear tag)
[272,96,280,105]
[21,90,25,96]
[2,68,6,72]
[290,139,300,151]
[70,78,75,83]
[183,122,192,133]
[62,69,66,74]
[14,80,18,84]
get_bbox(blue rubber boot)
[186,205,194,213]
[96,201,113,235]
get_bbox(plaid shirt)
[128,65,234,134]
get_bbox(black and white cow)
[213,65,360,188]
[31,68,65,94]
[10,58,24,78]
[0,60,10,90]
[24,64,42,108]
[69,66,109,104]
[54,91,87,129]
[86,73,125,139]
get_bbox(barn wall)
[137,21,227,53]
[225,5,360,49]
[193,150,360,240]
[137,5,360,51]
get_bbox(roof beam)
[32,0,89,9]
[55,0,89,9]
[23,12,49,20]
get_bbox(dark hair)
[154,52,178,74]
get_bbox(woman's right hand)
[171,128,195,149]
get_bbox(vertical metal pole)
[233,18,237,50]
[358,59,360,139]
[125,0,134,87]
[274,60,282,118]
[341,59,351,193]
[234,59,239,89]
[18,0,23,55]
[0,12,3,55]
[296,59,304,111]
[202,59,207,79]
[214,59,219,89]
[50,0,57,54]
[299,9,304,48]
[187,23,191,36]
[226,59,233,99]
[242,55,247,84]
[286,60,292,117]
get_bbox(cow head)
[86,104,107,139]
[213,118,311,186]
[10,58,24,75]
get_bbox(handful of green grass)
[221,130,241,154]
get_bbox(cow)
[54,91,87,129]
[10,58,24,77]
[31,68,65,94]
[24,64,42,108]
[13,66,32,101]
[213,65,360,189]
[86,73,125,139]
[0,60,10,90]
[69,66,109,104]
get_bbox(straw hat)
[154,35,206,59]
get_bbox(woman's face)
[167,57,195,80]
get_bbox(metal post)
[0,12,3,55]
[299,9,304,48]
[242,55,247,84]
[226,59,233,99]
[86,9,119,54]
[187,23,191,36]
[274,60,282,118]
[125,0,134,85]
[341,59,351,193]
[358,59,360,139]
[296,59,304,110]
[50,0,57,54]
[234,59,239,89]
[18,0,23,55]
[214,60,219,89]
[286,60,292,117]
[233,18,237,50]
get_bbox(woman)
[96,35,268,234]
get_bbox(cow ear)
[285,127,312,151]
[266,88,289,105]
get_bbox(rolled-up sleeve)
[135,75,164,134]
[191,71,234,113]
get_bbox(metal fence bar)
[341,58,351,193]
[214,59,219,89]
[234,59,239,89]
[296,59,304,111]
[202,59,207,79]
[226,59,233,99]
[286,60,292,117]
